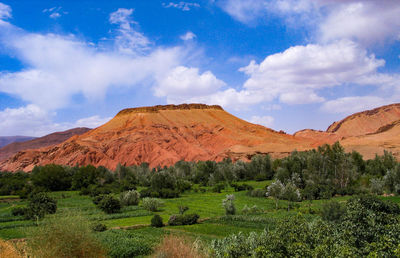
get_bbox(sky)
[0,0,399,136]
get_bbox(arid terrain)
[1,103,400,172]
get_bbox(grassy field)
[0,181,399,256]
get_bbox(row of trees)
[0,142,399,201]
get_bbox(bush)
[151,214,164,228]
[168,213,199,226]
[178,205,189,214]
[91,223,107,232]
[246,189,267,198]
[120,190,140,206]
[231,183,253,192]
[222,195,236,215]
[27,213,106,258]
[92,195,106,205]
[370,178,385,195]
[321,200,345,222]
[212,183,225,193]
[11,207,27,216]
[142,198,163,212]
[98,195,121,214]
[26,192,57,220]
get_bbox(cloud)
[155,66,226,103]
[217,0,266,24]
[239,40,385,104]
[180,31,196,41]
[0,105,111,136]
[321,96,388,115]
[250,115,274,128]
[109,8,151,55]
[0,2,10,21]
[74,115,111,128]
[217,0,400,45]
[43,7,65,19]
[163,2,200,11]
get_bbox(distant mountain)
[0,128,91,162]
[0,136,36,148]
[0,104,310,172]
[294,103,400,159]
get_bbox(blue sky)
[0,0,399,136]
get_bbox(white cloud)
[109,8,151,55]
[0,105,112,136]
[180,31,196,41]
[163,2,200,11]
[155,66,226,103]
[250,115,274,128]
[321,96,388,115]
[0,27,182,110]
[0,2,11,21]
[217,0,400,45]
[74,115,111,128]
[0,6,188,135]
[239,40,386,105]
[217,0,266,24]
[43,7,65,19]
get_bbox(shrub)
[222,195,236,215]
[212,183,225,193]
[120,190,140,206]
[98,195,121,214]
[168,213,199,226]
[92,195,106,205]
[92,223,107,232]
[158,188,180,198]
[11,207,27,216]
[142,198,163,212]
[370,178,385,195]
[246,189,267,198]
[321,200,345,223]
[26,192,57,220]
[151,214,164,228]
[231,183,253,192]
[26,213,106,258]
[139,188,159,198]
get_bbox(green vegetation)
[0,143,400,257]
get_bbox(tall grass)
[26,213,106,258]
[152,234,207,258]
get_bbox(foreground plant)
[27,213,106,258]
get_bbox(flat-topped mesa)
[116,103,224,116]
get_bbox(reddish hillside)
[0,128,91,161]
[327,103,400,138]
[294,103,400,159]
[0,104,311,172]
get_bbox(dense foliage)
[211,195,400,257]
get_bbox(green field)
[1,182,400,257]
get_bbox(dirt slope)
[0,128,91,161]
[0,104,311,172]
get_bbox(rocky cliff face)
[0,128,91,161]
[0,104,311,172]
